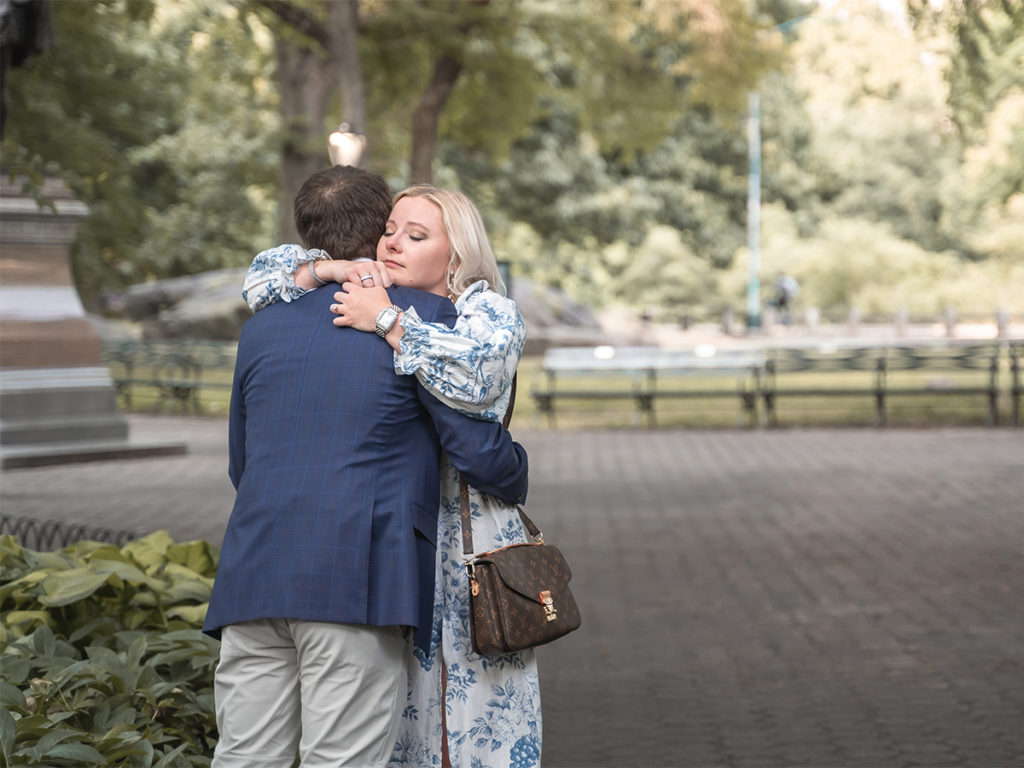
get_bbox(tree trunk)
[409,53,463,185]
[273,34,335,243]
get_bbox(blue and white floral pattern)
[389,457,542,768]
[242,243,331,312]
[243,245,541,767]
[396,280,524,424]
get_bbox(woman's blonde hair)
[392,185,504,299]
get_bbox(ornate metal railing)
[0,514,138,551]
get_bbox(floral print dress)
[244,247,543,768]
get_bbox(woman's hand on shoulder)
[311,259,393,288]
[331,283,394,334]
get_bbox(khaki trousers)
[211,619,406,768]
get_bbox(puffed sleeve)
[242,244,330,313]
[395,281,526,422]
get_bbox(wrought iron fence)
[0,514,139,551]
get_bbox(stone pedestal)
[0,176,186,468]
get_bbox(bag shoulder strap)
[460,374,539,557]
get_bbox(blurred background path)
[2,417,1022,767]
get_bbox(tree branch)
[254,0,330,50]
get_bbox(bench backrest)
[880,342,1000,374]
[541,346,764,375]
[765,345,882,375]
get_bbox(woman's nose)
[383,233,400,251]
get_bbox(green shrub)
[0,532,220,767]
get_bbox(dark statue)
[0,0,53,137]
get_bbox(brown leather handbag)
[460,481,582,654]
[459,376,581,654]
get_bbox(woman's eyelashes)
[382,229,426,241]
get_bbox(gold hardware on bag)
[540,590,557,621]
[471,578,480,596]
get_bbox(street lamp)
[327,122,367,167]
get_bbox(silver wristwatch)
[374,305,401,337]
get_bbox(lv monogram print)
[468,543,582,654]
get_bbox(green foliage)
[784,2,962,253]
[0,532,220,766]
[723,204,1023,319]
[2,0,278,309]
[3,0,1020,326]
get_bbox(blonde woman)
[243,185,542,767]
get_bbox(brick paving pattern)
[2,416,1022,767]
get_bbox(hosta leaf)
[84,646,121,667]
[165,541,218,577]
[0,705,15,758]
[95,723,141,747]
[126,636,148,669]
[66,542,122,560]
[0,569,51,601]
[165,604,209,624]
[38,569,109,607]
[88,559,163,589]
[2,610,55,630]
[51,660,93,688]
[44,742,106,764]
[131,592,158,608]
[163,563,215,588]
[122,607,156,630]
[31,625,57,657]
[0,656,30,684]
[69,617,120,645]
[164,579,212,603]
[122,531,175,570]
[35,727,75,751]
[23,550,74,571]
[11,712,49,732]
[0,680,27,710]
[153,742,188,768]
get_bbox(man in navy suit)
[204,166,529,767]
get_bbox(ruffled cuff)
[394,305,431,376]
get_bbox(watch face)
[376,306,399,336]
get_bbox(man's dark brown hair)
[293,166,392,261]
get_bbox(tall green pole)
[746,90,762,329]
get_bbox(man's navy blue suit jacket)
[203,284,528,651]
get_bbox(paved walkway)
[2,416,1023,767]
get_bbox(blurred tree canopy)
[2,0,278,306]
[1,0,1020,321]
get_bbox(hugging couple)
[202,165,542,768]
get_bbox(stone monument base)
[0,366,187,468]
[0,175,186,469]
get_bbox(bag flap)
[477,543,573,603]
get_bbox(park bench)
[761,343,885,426]
[531,345,763,427]
[762,340,1005,427]
[878,341,1003,426]
[101,340,236,414]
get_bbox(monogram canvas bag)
[461,482,582,654]
[460,376,581,655]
